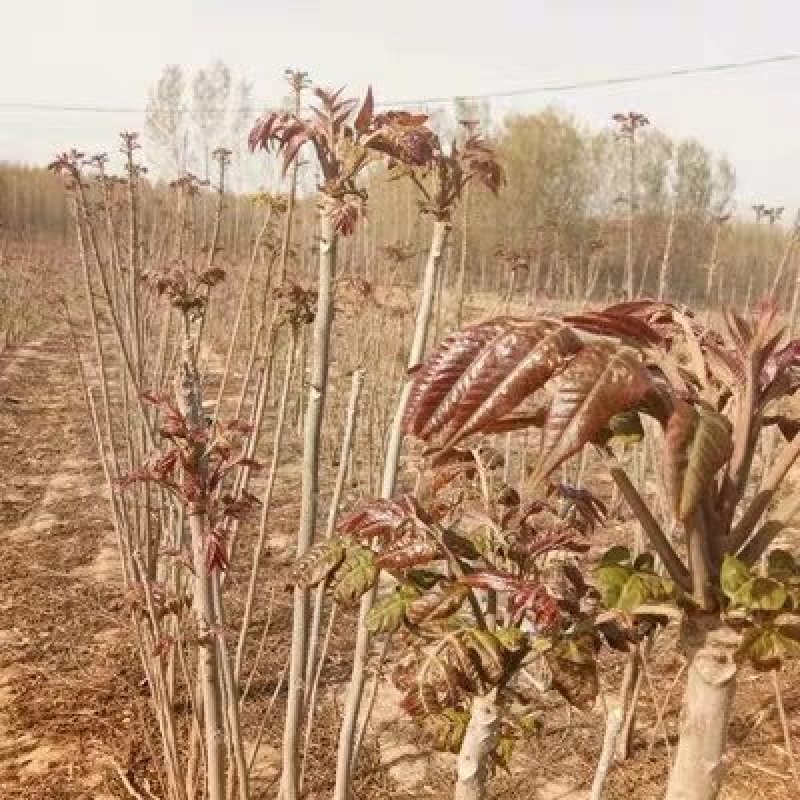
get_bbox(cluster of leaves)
[120,393,261,571]
[49,142,149,190]
[250,190,289,213]
[401,311,655,474]
[594,546,677,612]
[393,295,800,731]
[403,299,800,575]
[493,245,530,275]
[721,552,800,670]
[141,260,226,318]
[249,86,437,235]
[294,447,618,763]
[394,127,505,221]
[273,281,317,327]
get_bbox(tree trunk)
[332,219,451,800]
[456,186,469,327]
[590,704,623,800]
[666,620,739,800]
[282,209,337,800]
[455,691,500,800]
[614,643,642,761]
[658,202,676,301]
[626,137,636,300]
[176,334,226,800]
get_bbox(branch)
[609,466,691,591]
[427,521,488,631]
[737,491,800,565]
[728,430,800,553]
[409,171,431,202]
[720,354,759,530]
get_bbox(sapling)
[332,125,505,799]
[395,297,800,800]
[249,83,438,800]
[125,255,261,800]
[294,451,617,800]
[612,112,650,300]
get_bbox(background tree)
[145,64,189,175]
[192,61,233,182]
[612,111,650,299]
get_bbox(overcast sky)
[1,0,798,215]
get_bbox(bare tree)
[192,61,232,181]
[612,111,650,299]
[145,64,189,176]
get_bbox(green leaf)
[424,709,470,753]
[768,549,797,581]
[332,546,377,606]
[616,574,648,610]
[599,545,632,566]
[633,552,655,572]
[731,576,788,612]
[616,573,673,611]
[492,736,515,773]
[365,585,419,633]
[517,710,542,735]
[594,564,631,608]
[406,569,441,590]
[720,554,751,601]
[605,410,645,446]
[665,401,733,522]
[494,625,528,653]
[465,629,507,685]
[736,625,800,670]
[530,635,553,654]
[554,633,595,665]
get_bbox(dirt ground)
[1,331,799,799]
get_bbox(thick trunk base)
[666,619,739,800]
[455,691,499,800]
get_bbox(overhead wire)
[0,53,797,114]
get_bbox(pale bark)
[590,704,623,800]
[455,691,500,800]
[666,620,739,800]
[332,218,451,800]
[283,209,337,800]
[614,644,642,761]
[304,368,364,702]
[657,202,676,301]
[176,335,226,800]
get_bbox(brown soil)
[1,332,799,800]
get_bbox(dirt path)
[0,333,140,799]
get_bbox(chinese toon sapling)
[396,298,800,800]
[249,84,441,800]
[294,445,635,800]
[122,258,262,800]
[332,119,505,800]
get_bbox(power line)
[387,53,800,107]
[0,53,797,114]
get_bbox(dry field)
[1,92,800,800]
[0,298,798,800]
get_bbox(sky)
[1,0,799,215]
